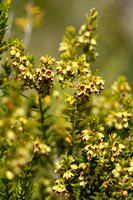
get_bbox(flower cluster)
[53,179,68,195]
[77,8,99,61]
[90,77,133,133]
[81,128,107,161]
[5,141,34,180]
[34,140,51,156]
[80,120,125,163]
[128,159,133,175]
[10,45,33,79]
[111,76,131,96]
[77,75,104,102]
[56,60,78,88]
[111,141,125,162]
[84,142,108,161]
[112,163,122,178]
[53,117,127,198]
[54,153,77,174]
[59,26,77,60]
[53,153,78,195]
[78,163,101,189]
[10,46,56,97]
[56,59,104,102]
[106,111,131,129]
[103,160,133,199]
[81,129,104,143]
[34,56,55,97]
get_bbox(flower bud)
[10,49,16,57]
[123,191,128,196]
[15,52,20,59]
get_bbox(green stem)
[38,95,45,139]
[72,71,78,157]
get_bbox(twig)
[72,71,78,157]
[38,95,45,138]
[23,2,34,49]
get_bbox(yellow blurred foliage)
[65,136,73,146]
[15,3,45,31]
[109,110,116,116]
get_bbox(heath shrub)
[0,1,132,200]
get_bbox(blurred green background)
[9,0,133,89]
